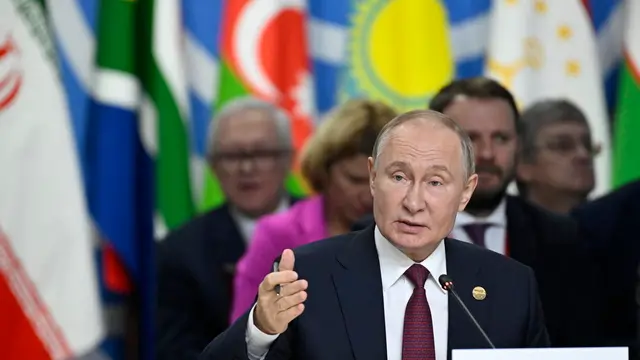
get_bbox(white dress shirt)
[451,199,507,254]
[244,226,449,360]
[230,198,289,245]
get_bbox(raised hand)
[253,249,308,335]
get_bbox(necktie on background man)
[403,264,436,360]
[462,223,491,248]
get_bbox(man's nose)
[475,139,495,160]
[402,183,425,214]
[238,158,256,173]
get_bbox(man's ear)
[368,157,376,197]
[458,174,478,212]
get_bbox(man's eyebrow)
[385,161,408,170]
[427,165,452,175]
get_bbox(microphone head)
[438,274,454,291]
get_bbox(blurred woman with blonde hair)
[230,99,398,321]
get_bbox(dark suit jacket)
[156,200,301,360]
[572,180,640,356]
[199,225,550,359]
[351,195,599,347]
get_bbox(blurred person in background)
[156,97,300,360]
[572,179,640,358]
[229,99,398,321]
[516,99,597,214]
[425,77,601,347]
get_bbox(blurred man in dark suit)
[156,97,301,360]
[430,78,601,347]
[516,99,597,214]
[572,179,640,358]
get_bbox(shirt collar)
[374,226,447,294]
[230,197,289,224]
[455,197,507,228]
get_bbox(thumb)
[278,249,295,271]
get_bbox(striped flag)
[612,0,640,187]
[139,0,195,239]
[86,1,155,359]
[485,0,611,198]
[0,0,104,358]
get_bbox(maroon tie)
[402,264,436,360]
[462,223,491,247]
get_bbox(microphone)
[438,274,495,349]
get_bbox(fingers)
[278,279,308,297]
[275,289,307,313]
[276,303,305,324]
[279,249,295,271]
[260,270,297,293]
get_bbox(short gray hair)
[206,96,293,159]
[372,109,476,180]
[519,99,590,163]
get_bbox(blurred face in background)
[518,121,595,197]
[443,97,517,213]
[210,109,291,217]
[324,154,373,226]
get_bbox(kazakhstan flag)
[338,0,490,111]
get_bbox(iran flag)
[0,1,104,359]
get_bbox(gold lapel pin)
[472,286,486,301]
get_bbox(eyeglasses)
[539,137,600,156]
[210,149,291,173]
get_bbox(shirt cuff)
[246,303,279,359]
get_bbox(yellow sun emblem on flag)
[347,0,454,111]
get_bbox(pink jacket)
[230,195,328,322]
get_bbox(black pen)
[272,260,281,295]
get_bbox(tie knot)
[405,264,429,288]
[462,223,492,246]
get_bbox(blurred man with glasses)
[156,97,301,360]
[516,99,598,214]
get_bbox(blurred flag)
[338,0,491,111]
[201,0,315,210]
[612,0,640,187]
[85,1,151,360]
[0,0,104,358]
[139,0,195,239]
[182,0,223,209]
[588,0,625,112]
[485,0,611,198]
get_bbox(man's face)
[369,120,477,259]
[211,109,291,217]
[443,97,517,209]
[518,121,595,195]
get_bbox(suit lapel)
[210,204,246,266]
[505,196,538,267]
[445,239,493,353]
[332,226,387,360]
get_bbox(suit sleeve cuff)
[246,303,279,358]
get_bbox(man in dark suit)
[429,77,599,347]
[572,179,640,358]
[156,97,302,360]
[353,78,600,347]
[200,109,550,359]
